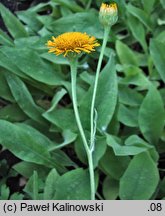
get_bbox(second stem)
[90,27,110,150]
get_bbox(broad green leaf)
[27,1,55,13]
[0,120,55,167]
[139,85,165,144]
[141,0,156,13]
[119,152,159,199]
[0,185,10,200]
[118,85,143,107]
[10,193,24,200]
[0,51,29,79]
[106,134,152,156]
[80,53,118,131]
[44,169,60,200]
[52,0,84,12]
[103,177,119,200]
[116,40,138,66]
[13,162,50,178]
[0,29,13,46]
[150,39,165,83]
[43,108,77,131]
[118,104,139,127]
[0,3,28,38]
[50,130,77,150]
[16,123,56,150]
[95,54,118,130]
[126,3,152,30]
[23,171,41,200]
[16,10,42,32]
[54,168,90,200]
[43,88,67,113]
[49,11,103,39]
[41,52,69,65]
[156,31,165,44]
[160,0,165,8]
[127,14,147,52]
[5,73,47,125]
[2,47,63,86]
[119,66,149,87]
[0,104,27,122]
[51,150,77,170]
[0,70,14,102]
[99,147,130,180]
[33,171,39,200]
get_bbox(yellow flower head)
[99,2,118,27]
[46,32,100,57]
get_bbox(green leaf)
[51,150,76,170]
[0,104,27,122]
[33,171,39,200]
[49,11,103,39]
[160,0,165,9]
[127,14,147,52]
[24,171,42,200]
[0,70,14,102]
[5,73,47,125]
[138,85,165,144]
[119,66,149,87]
[0,29,14,46]
[0,120,55,167]
[150,39,165,83]
[119,152,159,199]
[54,168,90,200]
[116,40,138,66]
[10,193,24,200]
[103,177,119,200]
[126,3,152,30]
[80,53,118,131]
[50,130,77,150]
[16,10,42,32]
[0,51,29,79]
[99,147,130,180]
[0,3,28,38]
[141,0,156,13]
[95,55,118,130]
[52,0,84,12]
[118,85,143,107]
[46,88,67,113]
[2,47,63,86]
[0,185,10,200]
[106,134,152,156]
[16,123,56,151]
[118,104,139,127]
[42,88,77,131]
[43,108,77,131]
[44,169,60,200]
[13,162,50,179]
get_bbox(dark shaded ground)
[0,0,49,32]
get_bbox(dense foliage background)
[0,0,165,200]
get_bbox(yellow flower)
[99,2,118,27]
[46,32,100,57]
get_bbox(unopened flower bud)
[99,2,118,27]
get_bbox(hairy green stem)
[90,27,110,150]
[70,58,95,200]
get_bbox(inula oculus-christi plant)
[46,2,118,200]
